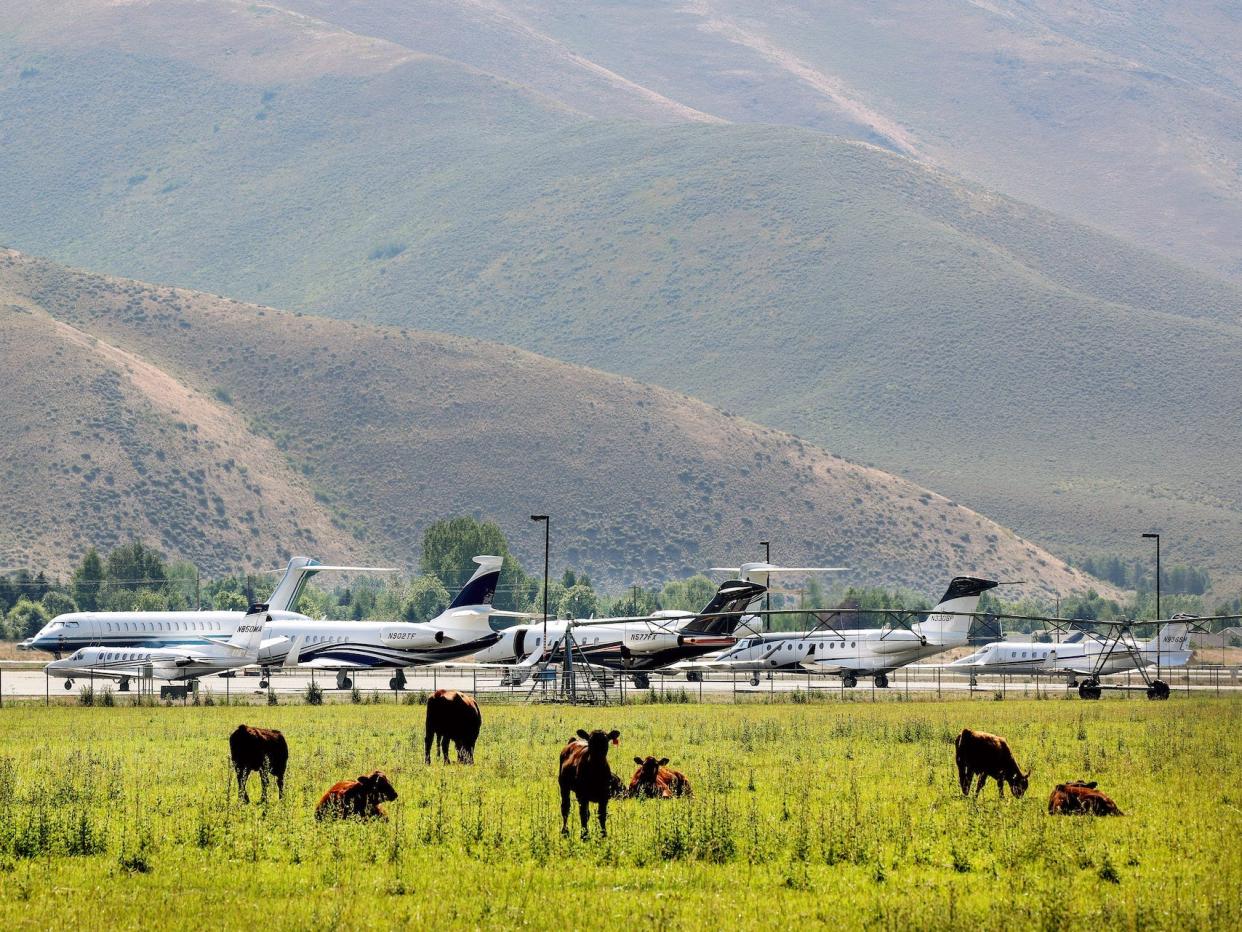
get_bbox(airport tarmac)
[1,662,1237,702]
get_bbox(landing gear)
[843,673,858,689]
[686,671,702,683]
[1078,680,1102,700]
[749,672,760,687]
[259,679,270,690]
[632,672,650,690]
[388,669,407,691]
[873,673,889,689]
[1146,679,1170,700]
[118,676,131,692]
[336,671,353,690]
[64,678,74,690]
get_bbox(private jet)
[45,602,272,690]
[20,557,392,661]
[950,619,1193,698]
[675,576,999,688]
[470,577,767,688]
[256,555,507,690]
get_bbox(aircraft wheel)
[259,679,269,689]
[336,671,352,690]
[632,673,650,690]
[118,676,130,692]
[843,674,858,689]
[64,679,74,690]
[749,672,760,687]
[388,677,401,690]
[1078,682,1102,700]
[686,671,701,683]
[1146,680,1170,701]
[873,673,889,689]
[393,669,407,690]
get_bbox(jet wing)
[296,657,376,670]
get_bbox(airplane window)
[106,623,112,632]
[850,641,856,648]
[1021,652,1028,658]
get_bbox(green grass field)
[0,697,1238,929]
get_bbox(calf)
[559,729,620,838]
[628,756,694,799]
[314,771,399,821]
[1049,781,1123,816]
[229,724,288,803]
[955,728,1030,798]
[424,689,482,764]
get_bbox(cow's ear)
[576,729,589,740]
[1024,769,1032,779]
[1086,781,1098,789]
[357,774,372,786]
[658,758,670,766]
[634,757,643,766]
[608,730,621,742]
[1055,784,1066,792]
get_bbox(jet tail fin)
[915,577,999,646]
[266,558,398,613]
[1143,621,1193,666]
[448,555,503,609]
[225,604,271,657]
[680,581,767,636]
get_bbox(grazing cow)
[424,689,482,764]
[1049,781,1123,816]
[559,729,620,838]
[628,756,694,799]
[314,771,399,821]
[955,728,1030,798]
[229,724,288,804]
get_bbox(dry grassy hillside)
[0,250,1112,598]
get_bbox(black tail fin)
[680,581,767,636]
[448,556,503,609]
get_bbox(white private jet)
[45,602,272,689]
[470,577,768,688]
[256,556,508,690]
[20,557,394,667]
[675,576,999,688]
[950,620,1193,698]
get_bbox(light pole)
[1143,532,1161,679]
[531,515,550,672]
[760,540,770,631]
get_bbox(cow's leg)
[424,730,434,765]
[598,798,609,838]
[258,762,271,803]
[235,765,250,804]
[974,773,988,797]
[997,778,1005,798]
[560,785,572,834]
[578,799,591,839]
[440,735,451,764]
[958,763,971,796]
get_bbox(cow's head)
[1009,768,1031,798]
[634,756,670,782]
[358,771,398,804]
[576,729,620,756]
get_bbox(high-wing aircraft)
[44,602,272,689]
[950,619,1194,698]
[256,555,507,690]
[19,557,394,662]
[470,578,768,688]
[675,576,999,688]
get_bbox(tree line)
[2,520,1236,640]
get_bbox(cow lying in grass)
[955,728,1030,798]
[315,771,399,821]
[628,756,693,799]
[1049,781,1123,816]
[229,724,288,804]
[559,729,620,838]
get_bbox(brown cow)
[559,729,620,838]
[314,771,399,821]
[424,689,482,764]
[628,756,694,799]
[229,724,288,803]
[1049,781,1124,816]
[955,728,1030,798]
